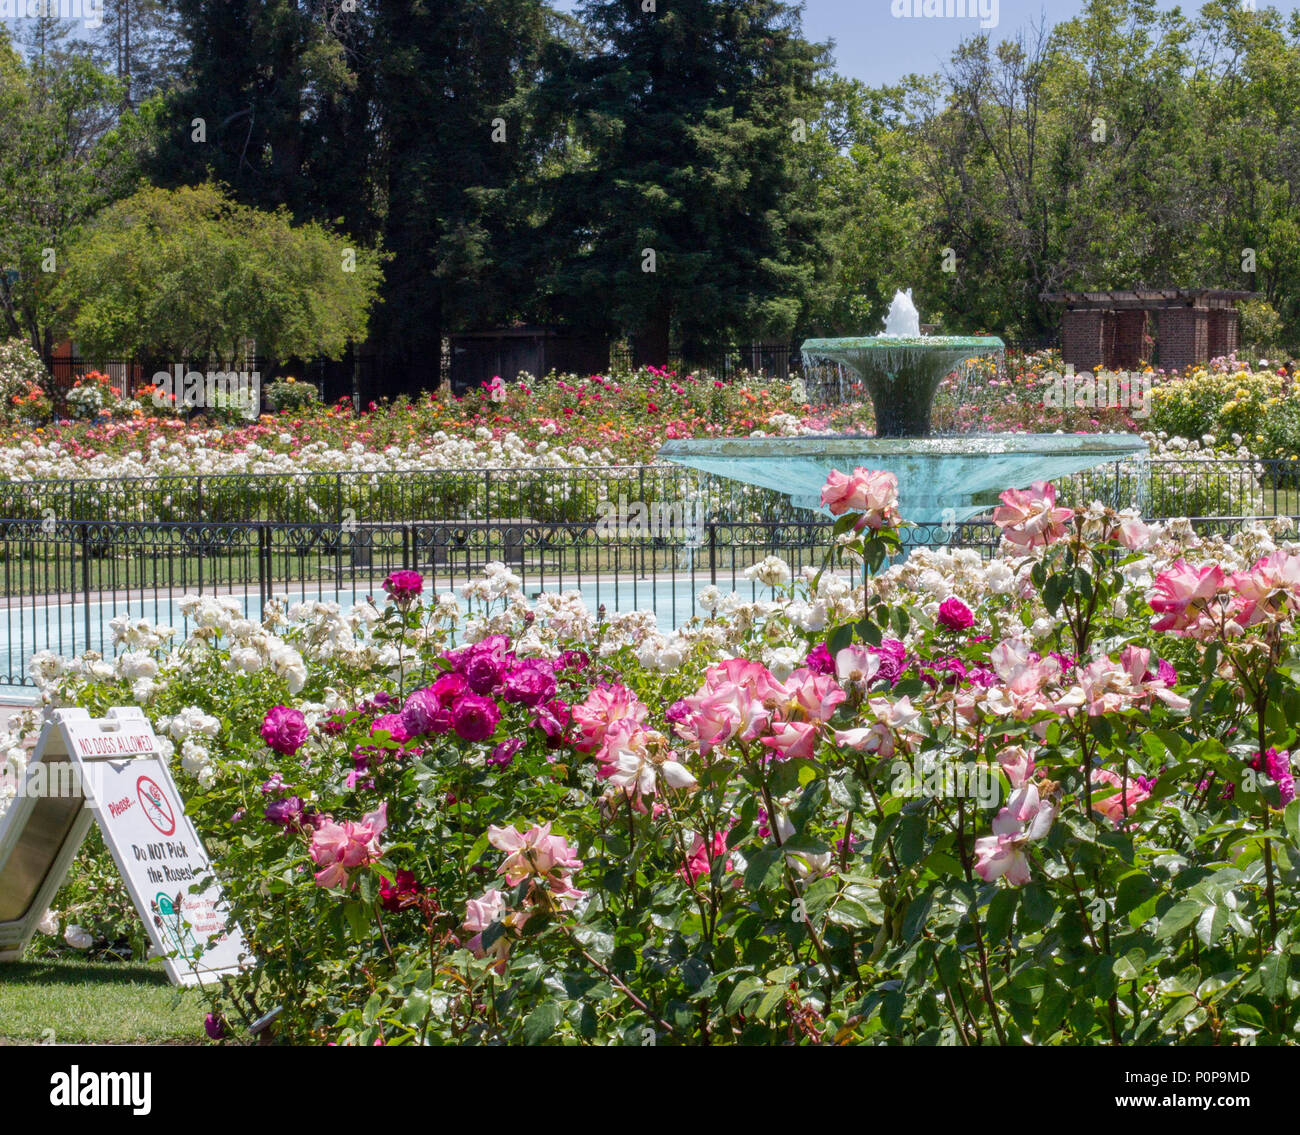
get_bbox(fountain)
[659,290,1147,527]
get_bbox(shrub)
[19,480,1300,1045]
[0,337,51,421]
[1238,298,1285,358]
[263,377,321,413]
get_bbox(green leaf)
[1156,900,1202,939]
[1285,799,1300,849]
[829,897,876,930]
[1258,953,1288,1001]
[725,977,763,1015]
[1113,948,1147,982]
[752,987,786,1021]
[984,888,1017,944]
[522,1001,562,1045]
[827,623,854,656]
[343,900,371,943]
[899,893,934,942]
[1019,884,1056,929]
[1195,905,1228,948]
[400,990,431,1025]
[1159,995,1197,1030]
[743,847,783,892]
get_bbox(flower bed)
[11,469,1300,1045]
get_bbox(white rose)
[64,924,93,950]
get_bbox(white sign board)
[0,707,248,986]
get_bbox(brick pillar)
[1156,306,1209,371]
[1207,308,1239,360]
[1061,308,1107,372]
[1112,310,1148,369]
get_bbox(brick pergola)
[1041,289,1258,372]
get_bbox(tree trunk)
[633,297,672,368]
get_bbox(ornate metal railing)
[0,456,1294,685]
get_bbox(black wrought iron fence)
[0,456,1293,686]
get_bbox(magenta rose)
[936,597,975,631]
[487,737,524,769]
[382,570,424,603]
[370,713,412,744]
[530,699,571,747]
[503,661,557,707]
[870,639,908,684]
[264,795,305,829]
[555,649,590,672]
[804,642,834,675]
[431,672,469,701]
[261,706,309,756]
[451,694,501,742]
[465,651,508,695]
[400,687,445,736]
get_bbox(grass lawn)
[0,958,204,1045]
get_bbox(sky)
[549,1,1300,87]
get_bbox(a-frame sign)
[0,706,248,986]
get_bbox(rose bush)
[11,468,1300,1045]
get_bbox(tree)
[367,0,552,393]
[147,0,357,217]
[148,0,550,394]
[55,183,384,366]
[533,0,833,365]
[95,0,182,108]
[0,30,142,355]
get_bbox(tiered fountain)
[659,291,1147,527]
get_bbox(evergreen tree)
[368,0,551,393]
[147,0,356,217]
[534,0,833,365]
[95,0,182,107]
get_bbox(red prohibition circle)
[137,775,176,837]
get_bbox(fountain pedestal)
[801,334,1005,437]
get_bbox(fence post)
[258,525,270,614]
[80,523,91,653]
[336,472,344,582]
[709,522,717,587]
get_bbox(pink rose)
[310,802,387,890]
[992,482,1073,547]
[1230,551,1300,626]
[1149,559,1225,635]
[760,720,819,762]
[679,830,733,884]
[1091,769,1151,826]
[820,467,900,530]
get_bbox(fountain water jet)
[659,291,1147,528]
